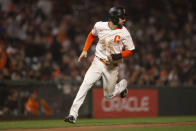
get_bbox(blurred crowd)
[0,88,52,116]
[0,0,196,86]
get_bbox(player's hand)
[107,55,113,62]
[78,51,87,63]
[108,55,121,64]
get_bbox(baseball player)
[64,6,135,124]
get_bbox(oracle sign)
[101,96,150,112]
[93,88,158,118]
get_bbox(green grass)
[0,116,196,130]
[97,125,196,131]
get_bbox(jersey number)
[114,35,121,44]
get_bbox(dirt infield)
[6,121,196,131]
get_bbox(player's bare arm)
[78,32,95,63]
[78,51,87,63]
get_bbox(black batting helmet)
[109,6,126,25]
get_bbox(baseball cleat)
[120,88,128,98]
[64,115,76,124]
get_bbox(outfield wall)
[0,81,196,119]
[92,88,158,118]
[92,86,196,118]
[158,87,196,116]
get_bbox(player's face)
[118,8,127,26]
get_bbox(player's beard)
[117,21,125,29]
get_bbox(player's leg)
[102,66,118,98]
[65,58,102,123]
[114,79,128,98]
[102,66,128,99]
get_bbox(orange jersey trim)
[121,50,133,58]
[83,31,95,51]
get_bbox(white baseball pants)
[69,57,127,119]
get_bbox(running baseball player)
[64,6,135,124]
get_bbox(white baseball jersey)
[92,21,135,61]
